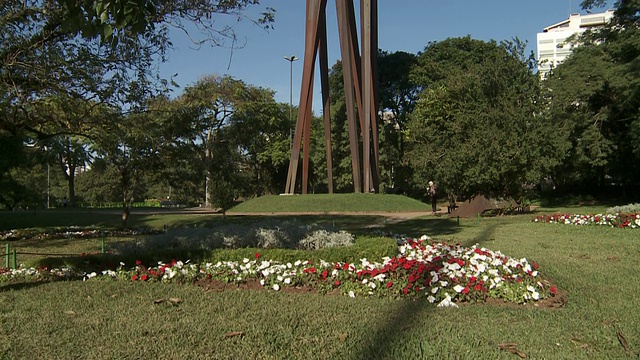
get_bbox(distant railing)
[4,237,106,269]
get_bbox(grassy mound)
[229,193,430,213]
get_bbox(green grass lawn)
[229,193,432,213]
[0,203,639,358]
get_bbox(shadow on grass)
[353,299,434,359]
[140,214,388,233]
[380,216,463,238]
[0,210,119,231]
[459,223,501,248]
[0,281,49,292]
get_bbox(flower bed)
[533,213,640,228]
[0,236,555,307]
[0,227,162,242]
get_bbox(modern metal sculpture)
[284,0,380,194]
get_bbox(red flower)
[386,281,393,288]
[402,288,409,295]
[255,252,261,259]
[334,280,341,286]
[141,274,149,281]
[462,287,470,294]
[131,275,138,281]
[321,270,329,279]
[135,260,142,266]
[304,267,317,274]
[550,287,557,295]
[532,261,539,270]
[474,284,484,292]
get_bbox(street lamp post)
[284,55,299,149]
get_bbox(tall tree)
[544,0,640,196]
[377,50,419,191]
[405,37,558,201]
[92,104,170,226]
[1,0,274,207]
[177,75,285,206]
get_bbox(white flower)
[272,284,280,291]
[260,279,265,286]
[437,294,459,308]
[427,295,436,303]
[431,287,439,294]
[284,277,291,285]
[453,285,465,293]
[349,291,355,298]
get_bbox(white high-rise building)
[537,10,614,78]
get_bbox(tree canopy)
[405,37,559,200]
[543,0,640,194]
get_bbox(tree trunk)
[205,170,211,208]
[68,166,76,207]
[121,198,130,227]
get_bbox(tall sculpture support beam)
[362,0,371,193]
[336,0,362,193]
[284,0,323,194]
[285,0,379,195]
[318,6,334,194]
[362,0,381,192]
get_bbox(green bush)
[606,203,640,214]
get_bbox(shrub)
[298,230,355,250]
[606,203,640,214]
[110,219,355,258]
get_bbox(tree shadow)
[136,214,387,232]
[459,222,501,248]
[0,210,119,230]
[0,281,49,292]
[379,216,463,238]
[352,298,435,359]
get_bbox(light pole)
[284,55,299,149]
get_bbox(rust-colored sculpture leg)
[362,0,380,192]
[285,0,323,194]
[362,0,372,193]
[336,0,362,193]
[284,0,379,195]
[318,6,333,193]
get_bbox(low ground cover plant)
[112,219,354,254]
[606,203,640,214]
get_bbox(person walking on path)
[428,181,437,213]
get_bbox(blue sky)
[158,0,614,112]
